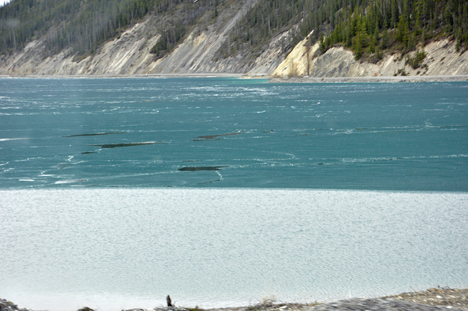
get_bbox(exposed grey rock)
[0,299,30,311]
[1,19,467,78]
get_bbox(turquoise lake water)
[1,78,467,190]
[0,78,467,311]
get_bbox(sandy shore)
[1,73,468,82]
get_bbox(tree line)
[217,0,466,63]
[309,0,468,62]
[0,0,219,57]
[1,0,465,62]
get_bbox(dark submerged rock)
[63,132,126,137]
[178,166,227,171]
[90,142,163,149]
[193,132,243,141]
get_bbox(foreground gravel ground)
[1,288,467,311]
[191,288,468,311]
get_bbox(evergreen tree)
[1,0,467,61]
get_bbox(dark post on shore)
[167,295,173,307]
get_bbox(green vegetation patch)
[309,0,467,61]
[406,49,427,69]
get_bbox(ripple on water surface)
[0,189,467,311]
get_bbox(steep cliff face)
[0,2,467,78]
[0,0,287,76]
[273,39,468,78]
[0,0,257,76]
[0,19,158,75]
[147,0,258,74]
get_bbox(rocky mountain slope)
[273,37,468,78]
[0,0,284,76]
[0,0,467,78]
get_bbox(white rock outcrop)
[273,39,468,78]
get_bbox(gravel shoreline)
[2,288,467,311]
[268,75,468,83]
[1,74,468,82]
[199,288,468,311]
